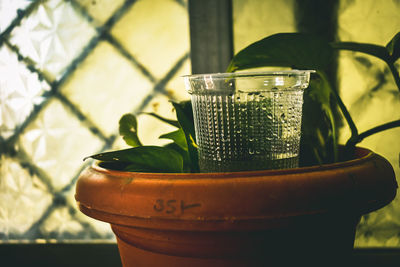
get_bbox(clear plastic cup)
[184,70,314,172]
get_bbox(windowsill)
[1,244,400,267]
[0,243,121,267]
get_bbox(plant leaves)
[172,100,196,139]
[164,142,191,172]
[226,33,338,165]
[159,128,188,151]
[140,112,180,128]
[386,32,400,63]
[300,73,337,165]
[87,146,184,173]
[119,114,142,147]
[172,101,199,172]
[227,33,334,72]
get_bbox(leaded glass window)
[1,0,399,249]
[0,0,190,242]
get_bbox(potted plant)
[75,32,399,266]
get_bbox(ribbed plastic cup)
[184,70,314,172]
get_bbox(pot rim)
[75,146,397,231]
[91,146,373,179]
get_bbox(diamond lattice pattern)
[0,0,190,242]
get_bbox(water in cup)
[185,71,313,172]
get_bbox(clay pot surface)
[75,147,397,267]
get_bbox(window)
[0,0,399,252]
[0,0,190,243]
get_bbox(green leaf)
[227,33,334,72]
[172,100,196,139]
[164,143,191,172]
[172,101,199,172]
[119,114,142,147]
[227,33,338,166]
[88,146,184,173]
[160,129,191,172]
[386,32,400,63]
[140,112,180,127]
[159,128,188,151]
[331,42,390,62]
[300,73,337,165]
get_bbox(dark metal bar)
[188,0,233,74]
[294,0,345,158]
[294,0,341,124]
[294,0,339,87]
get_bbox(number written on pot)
[153,199,201,214]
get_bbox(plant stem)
[388,62,400,93]
[347,120,400,146]
[332,41,400,147]
[332,41,400,92]
[317,70,359,149]
[332,87,360,148]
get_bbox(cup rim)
[182,70,316,79]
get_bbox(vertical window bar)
[188,0,233,74]
[294,0,341,129]
[294,0,339,90]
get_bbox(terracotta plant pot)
[75,147,397,267]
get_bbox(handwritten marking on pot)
[153,199,202,215]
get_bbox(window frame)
[1,0,399,266]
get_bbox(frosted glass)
[135,94,181,147]
[338,0,400,247]
[76,0,125,26]
[18,99,103,190]
[1,0,191,242]
[339,0,400,44]
[165,59,191,101]
[0,157,53,241]
[61,41,154,136]
[64,188,114,239]
[0,45,50,139]
[112,0,190,78]
[3,0,397,247]
[0,0,31,33]
[39,207,85,240]
[10,0,96,81]
[0,0,191,243]
[233,0,296,53]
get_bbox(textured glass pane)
[0,0,190,243]
[10,0,96,81]
[233,0,296,53]
[39,206,85,240]
[61,41,154,136]
[111,94,182,150]
[0,0,31,33]
[165,58,191,101]
[64,187,114,239]
[39,187,114,240]
[135,94,180,146]
[18,99,103,190]
[339,0,400,43]
[0,156,53,241]
[75,0,125,26]
[0,45,50,139]
[112,0,190,78]
[338,0,400,247]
